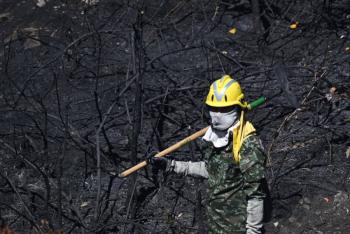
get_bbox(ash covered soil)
[0,0,350,233]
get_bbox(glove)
[148,157,169,171]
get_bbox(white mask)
[209,109,239,131]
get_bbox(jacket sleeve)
[239,135,266,199]
[167,160,209,179]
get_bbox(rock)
[82,0,100,5]
[346,147,350,159]
[334,191,349,204]
[235,15,254,32]
[0,12,11,22]
[4,31,18,43]
[23,38,41,49]
[80,201,89,207]
[299,197,311,205]
[22,27,41,49]
[288,216,297,223]
[36,0,47,8]
[27,182,44,192]
[302,204,311,210]
[303,197,311,204]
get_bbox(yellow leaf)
[229,27,237,34]
[290,22,299,29]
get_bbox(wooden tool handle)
[118,126,209,178]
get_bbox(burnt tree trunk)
[124,11,144,234]
[250,0,263,43]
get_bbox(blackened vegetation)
[0,0,349,233]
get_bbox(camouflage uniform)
[206,134,266,233]
[169,134,266,234]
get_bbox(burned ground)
[0,0,349,233]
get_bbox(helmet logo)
[213,79,236,101]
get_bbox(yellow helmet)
[205,75,247,108]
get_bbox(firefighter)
[150,75,266,234]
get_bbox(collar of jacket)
[203,120,240,149]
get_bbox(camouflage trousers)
[207,197,264,234]
[207,189,246,234]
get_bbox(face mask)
[209,108,238,131]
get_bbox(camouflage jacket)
[206,134,266,233]
[170,134,266,233]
